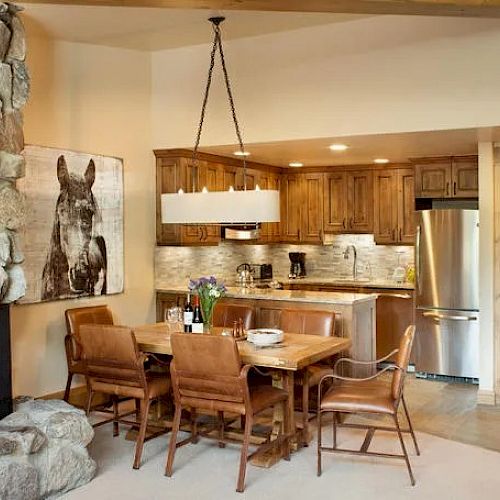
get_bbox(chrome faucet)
[343,245,357,280]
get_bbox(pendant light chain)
[191,17,248,192]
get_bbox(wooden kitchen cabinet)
[280,173,324,243]
[374,168,415,245]
[257,170,281,242]
[452,156,478,198]
[413,155,478,199]
[156,156,222,246]
[324,170,373,234]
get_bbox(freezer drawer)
[415,308,479,378]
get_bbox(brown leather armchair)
[64,305,114,402]
[79,324,170,470]
[279,308,336,445]
[165,333,289,493]
[317,325,420,485]
[212,303,255,330]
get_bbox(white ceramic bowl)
[247,328,284,346]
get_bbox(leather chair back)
[79,324,146,390]
[391,325,416,400]
[279,309,335,337]
[213,303,255,330]
[170,334,248,413]
[65,305,114,361]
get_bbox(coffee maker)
[289,252,306,278]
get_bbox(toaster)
[250,264,273,280]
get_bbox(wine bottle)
[191,294,204,334]
[183,293,193,333]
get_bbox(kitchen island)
[156,285,376,372]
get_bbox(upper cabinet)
[324,170,373,234]
[413,156,478,199]
[374,168,415,245]
[280,173,324,243]
[257,170,281,243]
[156,156,222,246]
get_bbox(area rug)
[62,424,500,500]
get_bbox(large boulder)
[0,459,38,500]
[0,400,96,499]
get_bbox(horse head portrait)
[41,155,107,300]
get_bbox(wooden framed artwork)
[17,145,124,303]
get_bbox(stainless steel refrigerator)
[415,209,479,378]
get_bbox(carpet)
[62,422,500,500]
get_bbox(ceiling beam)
[17,0,500,18]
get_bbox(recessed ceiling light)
[329,144,349,152]
[233,150,250,157]
[374,158,389,164]
[289,162,303,167]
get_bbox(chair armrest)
[240,364,253,379]
[333,349,399,372]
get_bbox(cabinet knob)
[446,182,450,196]
[453,181,457,196]
[342,218,346,229]
[399,227,402,241]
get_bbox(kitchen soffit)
[199,127,500,167]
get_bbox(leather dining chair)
[64,305,114,402]
[317,325,420,486]
[79,324,170,470]
[165,333,290,493]
[212,303,255,330]
[279,308,336,445]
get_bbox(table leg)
[251,369,296,468]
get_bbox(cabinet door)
[452,157,478,198]
[374,170,398,244]
[156,158,182,245]
[346,170,373,233]
[280,174,302,242]
[301,173,324,243]
[397,168,416,244]
[236,167,258,190]
[414,161,452,198]
[223,165,238,191]
[198,162,222,242]
[257,171,281,242]
[323,172,347,233]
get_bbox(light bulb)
[202,186,208,193]
[255,184,261,191]
[177,188,184,195]
[228,186,235,192]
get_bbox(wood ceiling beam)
[17,0,500,19]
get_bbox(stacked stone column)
[0,2,28,304]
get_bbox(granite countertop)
[157,284,377,305]
[276,277,415,290]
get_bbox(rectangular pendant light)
[161,189,280,224]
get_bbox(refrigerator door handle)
[415,225,421,294]
[422,311,478,322]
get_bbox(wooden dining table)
[134,322,351,467]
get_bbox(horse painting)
[41,155,107,300]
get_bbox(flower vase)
[201,299,215,333]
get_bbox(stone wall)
[0,2,28,304]
[155,234,414,285]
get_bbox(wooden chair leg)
[301,370,310,446]
[393,413,416,486]
[135,398,141,423]
[165,405,182,477]
[112,396,120,437]
[63,373,73,402]
[190,408,198,444]
[218,411,226,448]
[236,414,253,493]
[133,398,151,470]
[317,409,322,477]
[402,395,420,456]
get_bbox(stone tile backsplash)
[155,234,414,286]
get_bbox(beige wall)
[11,35,155,397]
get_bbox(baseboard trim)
[477,389,497,406]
